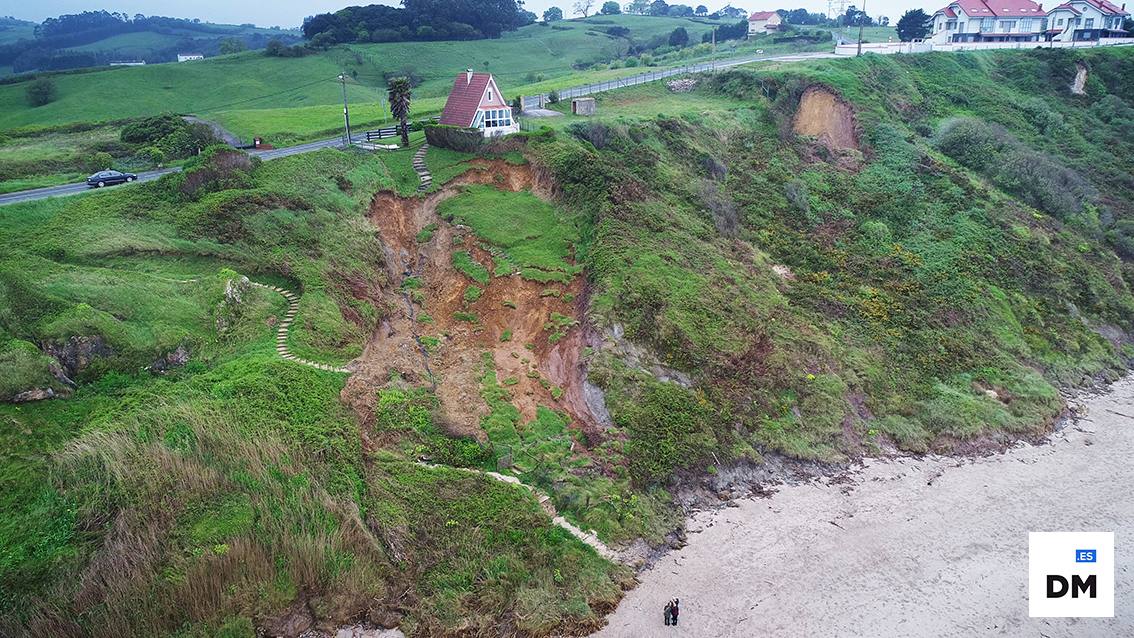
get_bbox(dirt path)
[591,377,1134,637]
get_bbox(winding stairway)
[411,143,432,192]
[250,282,351,373]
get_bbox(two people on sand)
[663,598,680,626]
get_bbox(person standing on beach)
[670,598,680,626]
[664,600,673,626]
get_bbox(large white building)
[929,0,1129,43]
[748,11,783,35]
[929,0,1048,43]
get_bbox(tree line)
[1,11,299,74]
[301,0,537,45]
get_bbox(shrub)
[424,124,482,152]
[84,151,113,172]
[25,78,57,107]
[548,89,560,104]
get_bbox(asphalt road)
[522,50,837,109]
[0,135,358,207]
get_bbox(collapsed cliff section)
[343,159,610,451]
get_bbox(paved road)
[0,135,360,207]
[522,50,838,110]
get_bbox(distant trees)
[602,1,622,14]
[388,77,413,147]
[840,5,874,27]
[303,0,532,44]
[574,0,596,17]
[264,38,308,57]
[668,26,689,46]
[719,5,748,19]
[702,20,747,42]
[218,37,246,54]
[25,78,57,107]
[624,0,651,14]
[779,8,829,25]
[668,5,695,17]
[649,0,670,16]
[543,6,564,21]
[695,4,708,15]
[896,9,930,41]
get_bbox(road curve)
[0,135,360,207]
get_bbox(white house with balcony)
[1045,0,1129,40]
[929,0,1049,43]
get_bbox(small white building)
[177,54,205,62]
[438,70,518,138]
[1046,0,1129,41]
[748,11,784,36]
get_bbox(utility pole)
[856,0,867,56]
[338,72,352,146]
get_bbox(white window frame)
[1021,18,1033,31]
[487,88,493,102]
[1085,17,1094,28]
[999,20,1016,31]
[981,17,994,31]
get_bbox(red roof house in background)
[439,70,518,138]
[748,11,783,35]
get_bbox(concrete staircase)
[411,143,432,192]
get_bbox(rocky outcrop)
[43,335,112,380]
[149,345,190,374]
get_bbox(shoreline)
[590,375,1134,637]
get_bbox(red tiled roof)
[749,11,778,20]
[944,6,958,16]
[440,72,492,128]
[1052,3,1083,12]
[1074,0,1129,14]
[936,0,1046,17]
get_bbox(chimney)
[466,69,473,84]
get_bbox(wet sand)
[592,377,1134,637]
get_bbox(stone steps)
[412,143,432,192]
[249,281,351,375]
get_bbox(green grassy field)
[0,15,766,143]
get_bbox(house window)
[487,89,493,102]
[981,17,994,31]
[1074,17,1081,26]
[1021,18,1032,31]
[1085,17,1094,29]
[483,108,512,128]
[958,22,966,32]
[999,20,1016,31]
[1057,17,1064,26]
[946,19,957,30]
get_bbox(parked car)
[86,170,137,188]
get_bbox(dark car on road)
[86,170,137,188]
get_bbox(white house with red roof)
[929,0,1049,43]
[748,11,783,35]
[439,69,517,138]
[1046,0,1129,40]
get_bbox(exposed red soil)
[342,160,605,444]
[792,85,860,152]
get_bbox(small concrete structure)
[571,97,596,116]
[177,54,204,62]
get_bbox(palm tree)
[387,77,412,147]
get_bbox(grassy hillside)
[4,45,1134,637]
[0,15,762,142]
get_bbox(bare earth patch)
[342,160,605,443]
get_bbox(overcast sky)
[8,0,935,29]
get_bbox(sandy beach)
[591,377,1134,638]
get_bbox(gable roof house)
[1045,0,1129,41]
[928,0,1048,43]
[748,11,783,35]
[439,70,518,138]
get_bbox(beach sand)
[591,377,1134,637]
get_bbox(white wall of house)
[930,6,1046,42]
[747,14,782,35]
[1049,4,1127,41]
